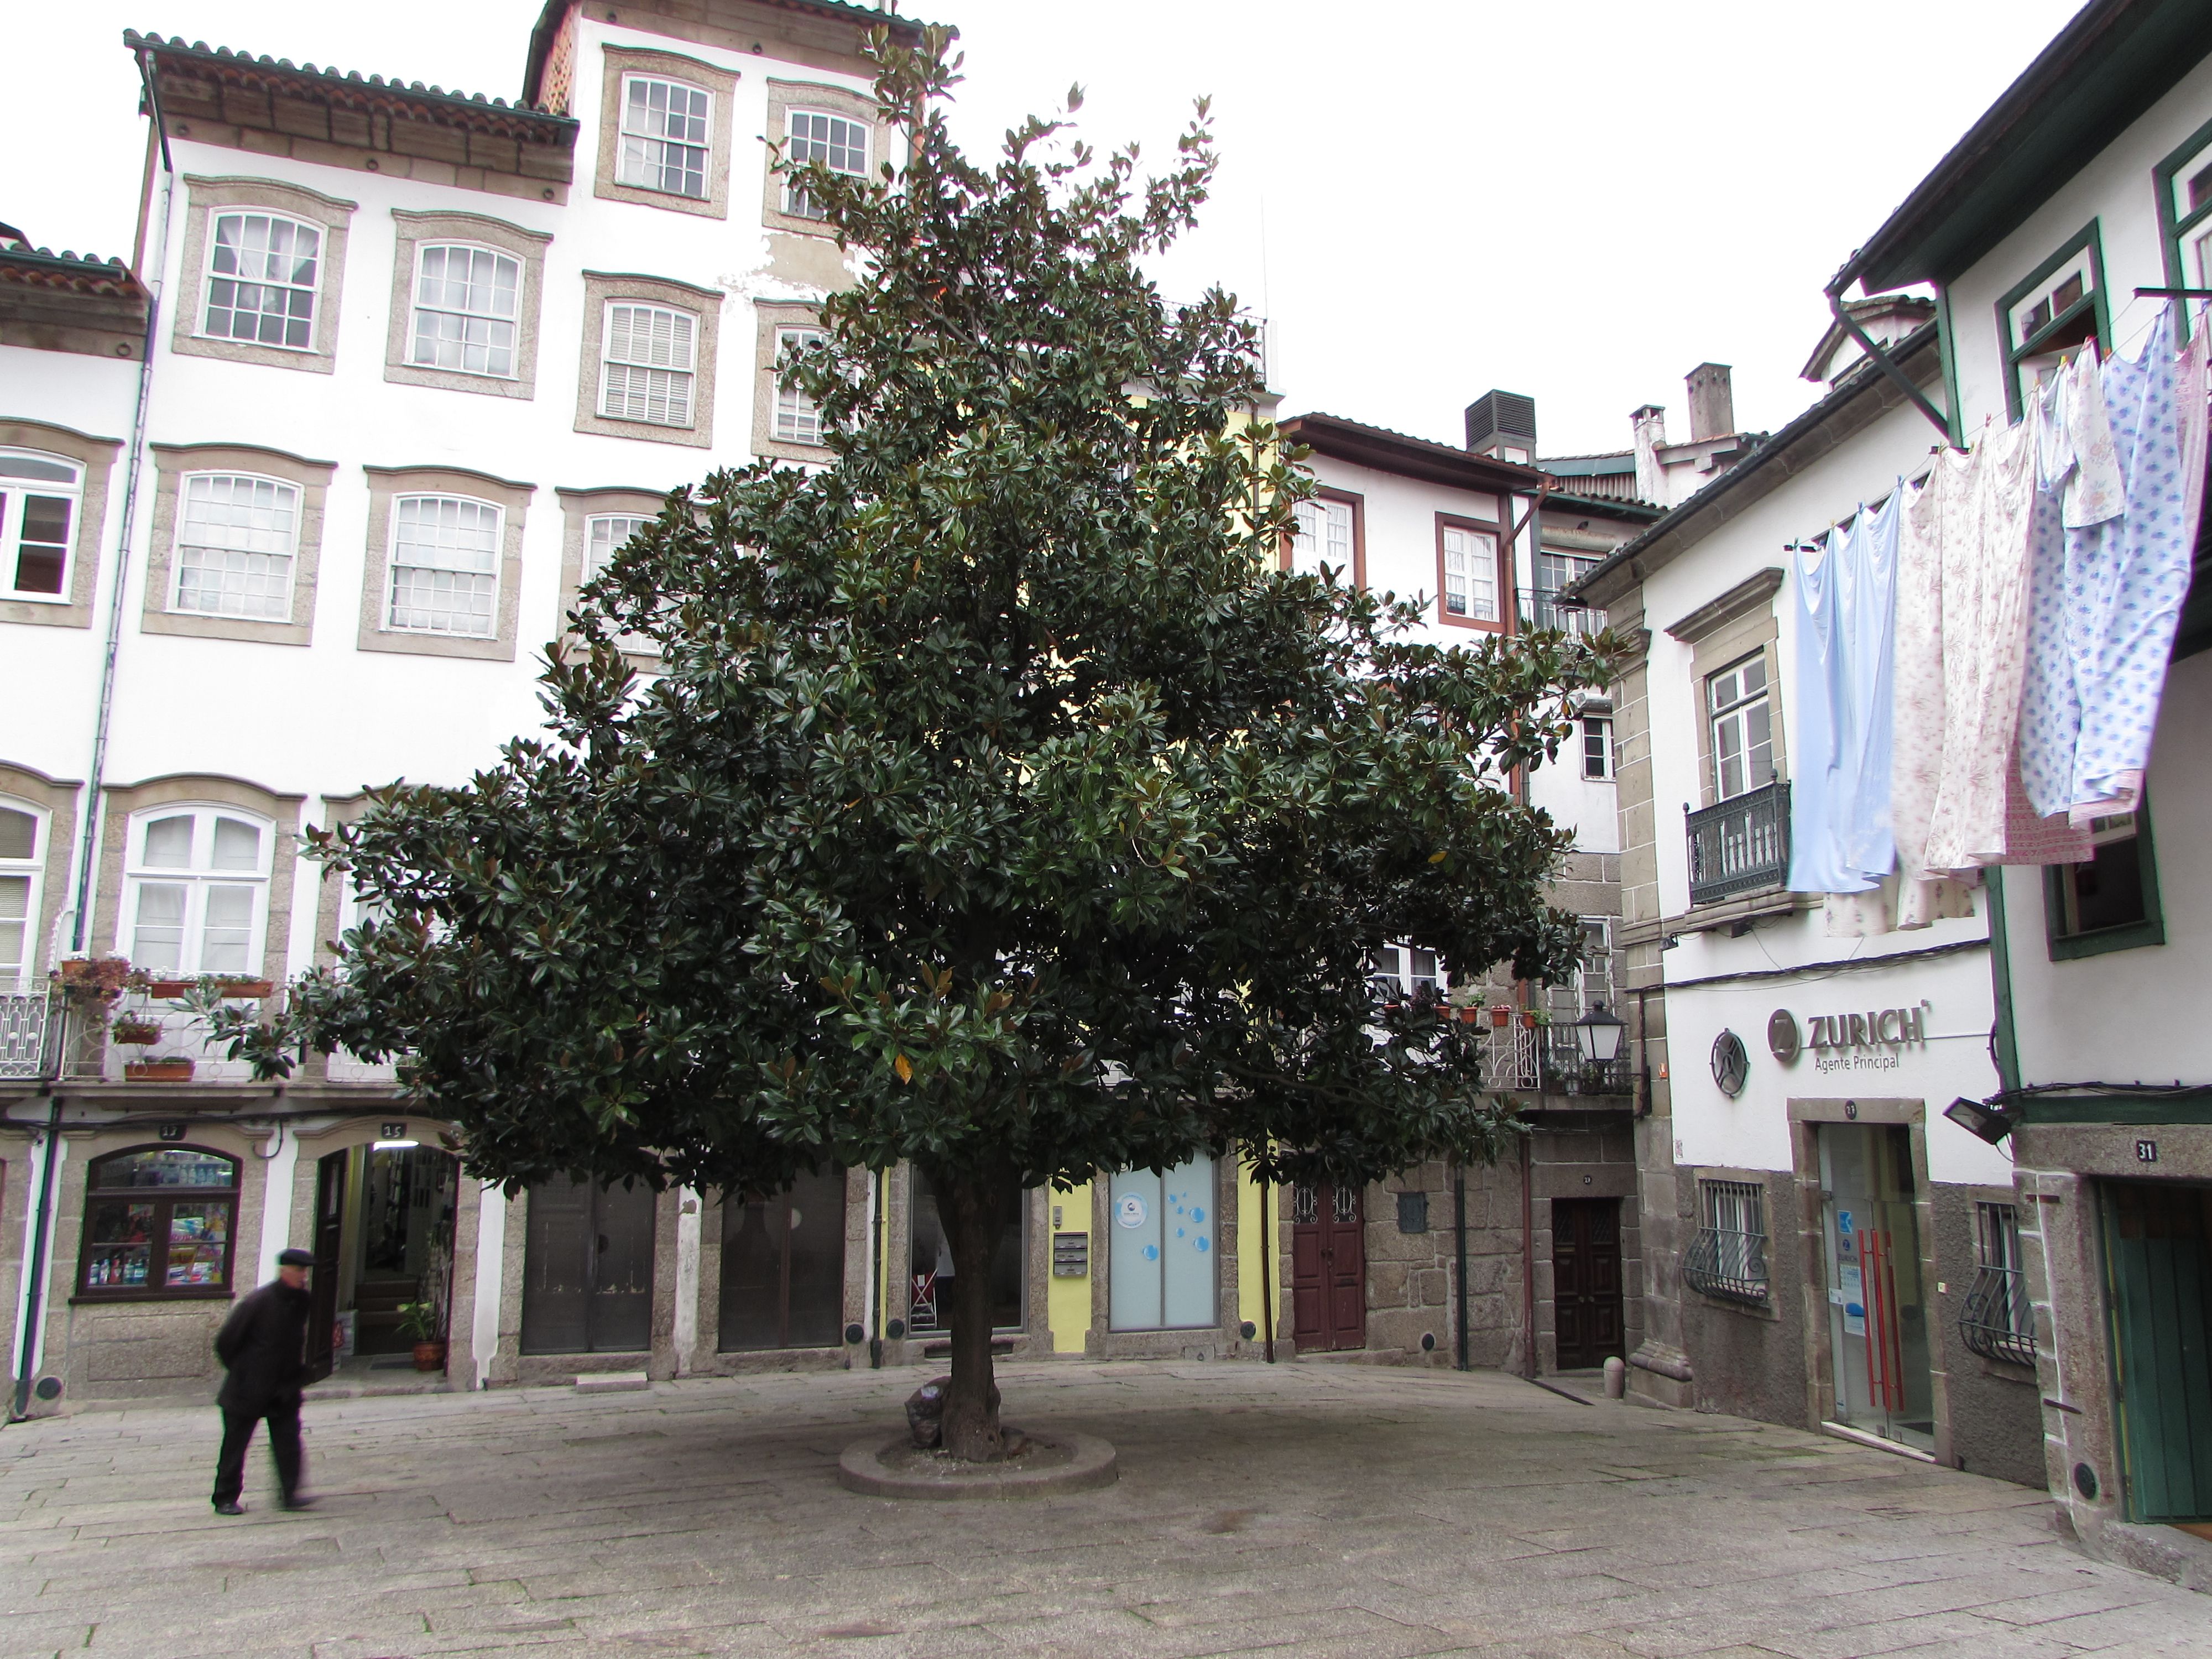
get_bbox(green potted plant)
[124,1057,194,1082]
[397,1301,446,1372]
[109,1017,161,1046]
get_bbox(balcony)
[1686,779,1791,907]
[1518,587,1606,637]
[1540,1034,1632,1098]
[1,982,63,1081]
[70,980,281,1084]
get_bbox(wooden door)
[2105,1181,2212,1522]
[1291,1181,1366,1352]
[522,1176,656,1355]
[1551,1197,1625,1369]
[305,1149,346,1383]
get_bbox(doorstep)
[575,1371,650,1394]
[1820,1420,1936,1462]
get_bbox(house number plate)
[2136,1139,2159,1164]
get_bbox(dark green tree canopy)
[296,27,1608,1246]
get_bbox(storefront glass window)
[719,1167,847,1351]
[1108,1153,1216,1331]
[79,1146,239,1296]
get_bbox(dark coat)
[213,1281,312,1411]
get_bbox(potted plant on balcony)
[110,1016,161,1046]
[397,1300,446,1372]
[1488,1003,1512,1029]
[124,1056,194,1082]
[206,976,275,999]
[53,956,133,1028]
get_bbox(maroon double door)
[1291,1181,1365,1352]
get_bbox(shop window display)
[78,1146,239,1297]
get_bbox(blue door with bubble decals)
[1108,1154,1215,1330]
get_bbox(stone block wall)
[1929,1181,2043,1487]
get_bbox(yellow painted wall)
[1047,1179,1093,1353]
[1237,1146,1266,1341]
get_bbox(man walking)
[212,1246,316,1515]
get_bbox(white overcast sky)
[6,0,2084,458]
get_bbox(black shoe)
[280,1495,316,1511]
[213,1500,244,1515]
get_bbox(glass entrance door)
[1819,1123,1934,1452]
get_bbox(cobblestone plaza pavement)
[1,1361,2205,1658]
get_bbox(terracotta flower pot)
[412,1340,447,1373]
[124,1058,194,1082]
[1521,1011,1540,1030]
[144,980,194,998]
[213,978,275,998]
[1488,1005,1511,1029]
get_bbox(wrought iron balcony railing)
[1,983,63,1081]
[1686,779,1791,907]
[1540,1035,1632,1097]
[1517,588,1607,637]
[1958,1264,2037,1367]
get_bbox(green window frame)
[2044,797,2164,961]
[2153,114,2212,341]
[1996,220,2110,421]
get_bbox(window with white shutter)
[602,303,698,427]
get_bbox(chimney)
[1464,389,1537,463]
[1631,404,1667,505]
[1686,363,1735,442]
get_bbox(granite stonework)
[2013,1119,2212,1590]
[1930,1178,2043,1489]
[1673,1165,1809,1428]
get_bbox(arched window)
[79,1145,242,1297]
[0,449,84,602]
[122,805,275,977]
[0,796,46,989]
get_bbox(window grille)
[1683,1178,1769,1304]
[411,244,520,378]
[785,109,869,219]
[388,495,500,637]
[174,473,298,619]
[1332,1185,1357,1225]
[1291,1183,1317,1225]
[618,76,711,199]
[603,304,697,426]
[204,212,319,348]
[1959,1201,2036,1366]
[774,326,828,445]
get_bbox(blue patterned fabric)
[2019,305,2200,820]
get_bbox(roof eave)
[1282,413,1546,495]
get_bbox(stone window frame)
[0,420,122,629]
[355,465,535,662]
[574,272,723,449]
[141,443,337,647]
[95,774,305,985]
[0,763,81,986]
[1666,568,1787,810]
[383,209,553,400]
[171,175,356,375]
[751,300,829,465]
[555,486,672,663]
[760,79,888,238]
[593,46,740,221]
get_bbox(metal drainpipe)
[11,1095,65,1420]
[67,49,174,951]
[869,1166,886,1369]
[1453,1164,1469,1370]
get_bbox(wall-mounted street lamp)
[1572,1001,1626,1065]
[1944,1095,2016,1145]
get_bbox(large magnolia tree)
[283,29,1611,1459]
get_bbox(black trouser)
[212,1396,303,1506]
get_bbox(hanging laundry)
[2018,302,2211,823]
[1787,492,1899,896]
[1892,417,2041,890]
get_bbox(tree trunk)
[932,1165,1008,1461]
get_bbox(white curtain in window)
[411,244,520,377]
[205,213,319,348]
[774,327,827,444]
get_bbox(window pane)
[84,1200,155,1288]
[130,883,186,971]
[205,214,319,349]
[0,806,33,862]
[785,109,867,218]
[411,245,521,377]
[390,497,500,636]
[619,77,711,198]
[585,514,650,582]
[0,454,79,484]
[773,327,826,444]
[0,874,27,980]
[210,817,261,872]
[201,885,255,973]
[96,1148,237,1188]
[176,474,296,619]
[142,815,193,868]
[1744,701,1773,785]
[166,1202,232,1286]
[12,494,72,594]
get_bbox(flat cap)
[276,1248,315,1267]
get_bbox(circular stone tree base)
[837,1427,1118,1500]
